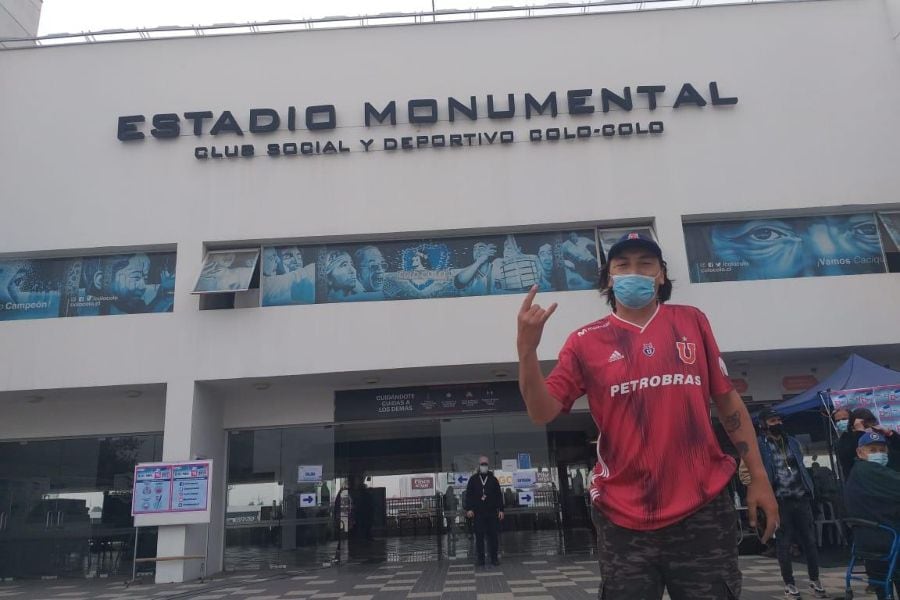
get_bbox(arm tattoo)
[723,410,742,434]
[735,442,750,457]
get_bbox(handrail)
[0,0,832,50]
[134,555,205,563]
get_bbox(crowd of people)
[730,404,900,598]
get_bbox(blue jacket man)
[756,408,827,599]
[758,428,815,500]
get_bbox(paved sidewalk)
[0,555,856,600]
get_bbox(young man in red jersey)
[516,232,778,599]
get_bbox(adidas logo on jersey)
[608,350,624,363]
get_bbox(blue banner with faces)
[684,213,887,283]
[0,252,176,321]
[261,230,599,306]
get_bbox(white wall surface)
[0,0,897,390]
[883,0,900,48]
[0,385,165,439]
[0,0,40,40]
[222,385,336,430]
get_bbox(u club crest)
[642,343,655,357]
[676,341,697,365]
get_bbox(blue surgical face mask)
[866,452,888,467]
[612,273,658,309]
[835,419,849,434]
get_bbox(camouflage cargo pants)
[594,489,741,599]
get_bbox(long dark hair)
[598,259,673,311]
[848,408,877,433]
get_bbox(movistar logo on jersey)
[610,373,702,397]
[578,321,610,336]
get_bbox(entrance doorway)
[335,419,442,563]
[223,410,600,570]
[224,426,337,571]
[548,412,599,555]
[333,413,580,564]
[0,435,163,580]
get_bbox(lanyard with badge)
[480,475,489,501]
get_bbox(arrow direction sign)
[450,473,470,489]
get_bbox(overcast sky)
[38,1,514,36]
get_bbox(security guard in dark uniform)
[464,455,504,567]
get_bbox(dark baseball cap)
[606,232,663,263]
[758,408,782,423]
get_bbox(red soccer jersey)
[545,303,736,531]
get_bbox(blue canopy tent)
[770,354,900,482]
[774,354,900,417]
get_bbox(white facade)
[1,0,899,582]
[0,0,40,42]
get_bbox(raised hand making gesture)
[517,285,558,358]
[516,285,561,425]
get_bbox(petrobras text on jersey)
[610,373,702,397]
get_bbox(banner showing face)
[260,245,316,306]
[262,229,599,306]
[831,386,900,434]
[684,213,887,283]
[0,252,176,321]
[193,249,259,293]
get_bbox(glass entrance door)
[334,419,442,564]
[0,439,72,578]
[548,412,599,554]
[224,426,337,571]
[440,414,559,560]
[0,435,162,579]
[222,410,595,570]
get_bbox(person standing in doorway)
[755,408,827,598]
[464,456,504,567]
[515,231,778,600]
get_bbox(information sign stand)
[126,460,213,586]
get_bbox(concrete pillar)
[155,379,226,584]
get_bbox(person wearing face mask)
[831,407,850,474]
[836,408,900,479]
[516,232,778,600]
[756,409,827,598]
[844,432,900,600]
[463,456,504,567]
[832,408,851,436]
